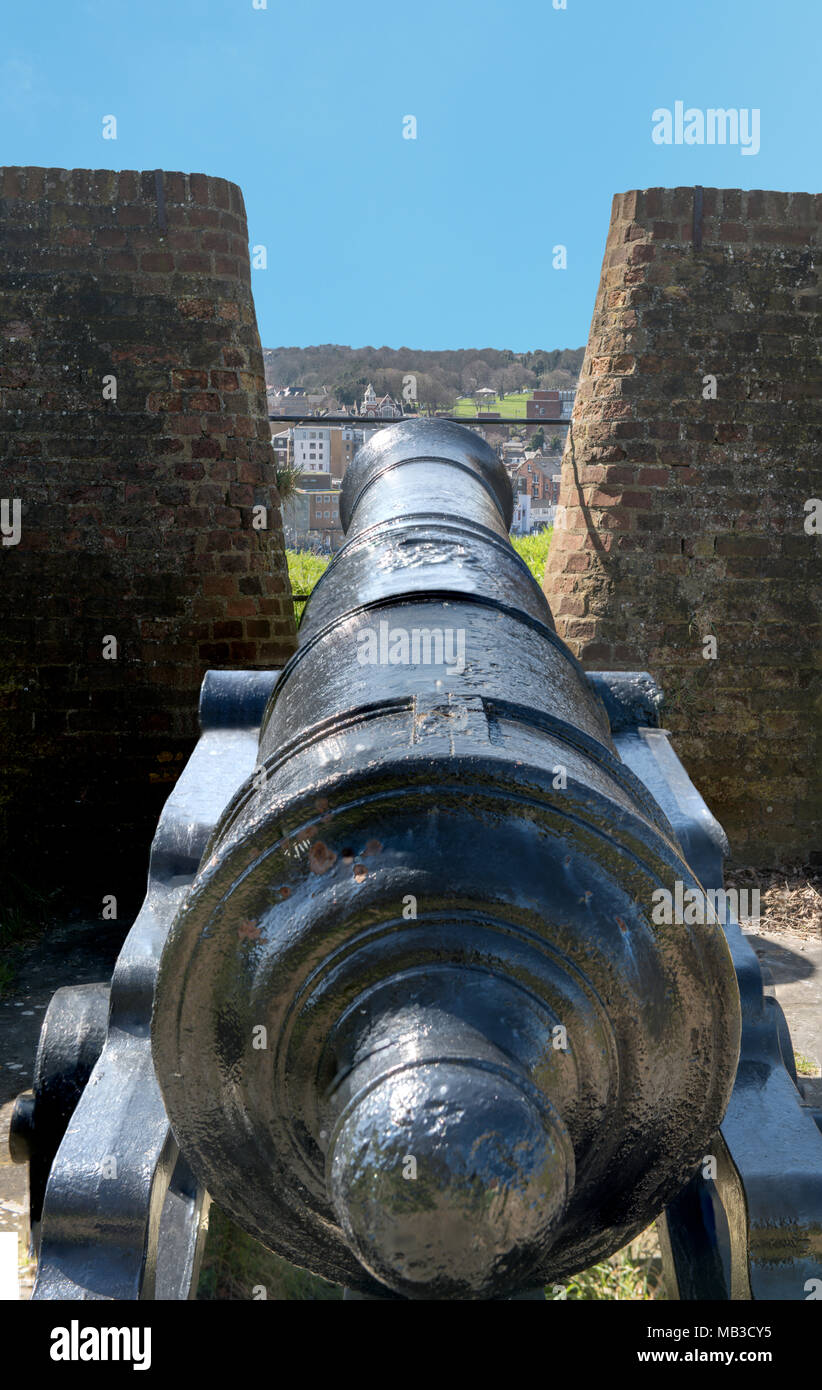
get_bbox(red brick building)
[527,390,562,421]
[509,454,556,501]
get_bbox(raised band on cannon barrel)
[11,419,822,1300]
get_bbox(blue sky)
[3,0,820,352]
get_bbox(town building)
[508,453,556,503]
[527,389,562,421]
[272,429,290,467]
[360,382,403,419]
[526,388,576,422]
[281,476,344,552]
[267,385,335,417]
[530,498,556,531]
[308,484,343,549]
[329,424,363,478]
[292,425,332,473]
[511,492,532,536]
[500,438,527,470]
[271,423,365,483]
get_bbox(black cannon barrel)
[152,419,740,1299]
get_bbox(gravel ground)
[726,862,822,940]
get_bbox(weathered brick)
[0,164,296,911]
[544,185,822,866]
[139,251,174,272]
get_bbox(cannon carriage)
[10,419,822,1300]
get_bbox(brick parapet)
[0,167,296,907]
[544,187,822,864]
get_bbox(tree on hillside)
[262,344,586,408]
[336,376,369,407]
[461,359,492,394]
[416,374,452,411]
[529,427,545,452]
[499,365,523,395]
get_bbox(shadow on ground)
[0,916,128,1105]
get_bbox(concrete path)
[751,931,822,1072]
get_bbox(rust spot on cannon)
[309,841,337,875]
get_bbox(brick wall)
[544,187,822,866]
[0,166,297,911]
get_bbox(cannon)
[10,419,822,1300]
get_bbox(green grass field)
[286,549,330,594]
[286,549,330,621]
[287,531,554,623]
[451,391,531,420]
[513,528,553,584]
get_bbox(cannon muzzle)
[151,419,741,1299]
[326,999,575,1299]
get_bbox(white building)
[293,425,331,473]
[530,498,556,530]
[271,423,368,483]
[271,429,290,465]
[501,439,526,468]
[511,492,531,536]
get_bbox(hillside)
[263,344,584,408]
